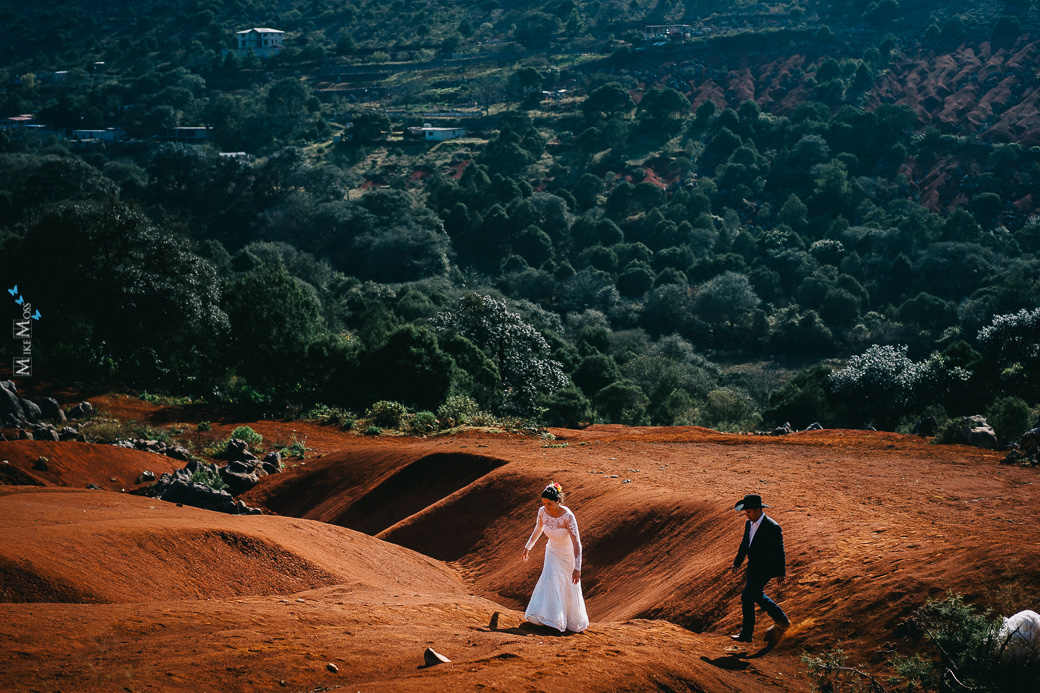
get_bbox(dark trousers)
[740,574,788,638]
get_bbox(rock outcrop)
[153,460,263,515]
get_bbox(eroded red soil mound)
[2,408,1038,692]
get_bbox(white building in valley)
[236,28,286,57]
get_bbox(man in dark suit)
[730,493,791,643]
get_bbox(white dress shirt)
[748,513,766,545]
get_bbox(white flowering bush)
[829,345,931,427]
[977,308,1040,363]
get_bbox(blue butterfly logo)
[15,295,24,305]
[6,285,16,296]
[31,310,41,321]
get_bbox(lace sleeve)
[525,507,545,550]
[565,511,583,571]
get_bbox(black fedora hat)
[734,494,770,511]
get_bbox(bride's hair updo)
[541,481,563,502]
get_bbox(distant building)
[71,128,124,142]
[236,28,285,57]
[643,25,693,41]
[171,126,212,142]
[406,123,467,142]
[2,114,37,129]
[1,114,53,139]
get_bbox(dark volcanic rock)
[66,402,94,420]
[0,382,23,422]
[18,398,41,424]
[956,415,999,450]
[226,439,258,463]
[31,427,59,442]
[220,461,260,495]
[913,416,937,437]
[39,398,66,423]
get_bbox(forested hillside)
[2,0,1039,437]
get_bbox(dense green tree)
[438,332,502,409]
[595,380,650,424]
[432,294,568,415]
[12,199,227,386]
[582,82,635,121]
[223,265,323,392]
[573,353,622,398]
[540,386,593,428]
[362,325,453,410]
[977,307,1040,396]
[700,127,743,169]
[266,77,312,117]
[636,86,690,132]
[617,262,655,297]
[940,208,984,243]
[692,99,717,130]
[896,292,958,332]
[0,154,117,223]
[305,190,450,282]
[991,15,1021,46]
[768,307,835,355]
[513,12,562,48]
[576,245,618,273]
[573,173,605,209]
[762,364,834,428]
[351,111,391,143]
[513,225,555,267]
[915,243,997,300]
[696,272,760,325]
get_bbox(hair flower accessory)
[545,482,563,494]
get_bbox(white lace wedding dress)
[524,505,589,633]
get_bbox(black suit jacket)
[733,515,786,581]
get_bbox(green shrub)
[203,439,230,458]
[80,419,172,445]
[802,648,887,692]
[190,466,227,491]
[906,593,1014,691]
[229,425,263,448]
[279,436,308,460]
[364,425,383,436]
[140,392,196,406]
[985,397,1034,442]
[205,425,264,459]
[411,411,439,434]
[804,594,1040,692]
[340,418,356,431]
[368,400,408,428]
[197,421,212,432]
[934,418,965,445]
[437,395,479,428]
[471,410,497,427]
[305,404,355,426]
[701,387,761,432]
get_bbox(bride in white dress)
[521,482,589,633]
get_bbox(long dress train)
[524,505,589,633]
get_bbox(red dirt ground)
[2,396,1040,692]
